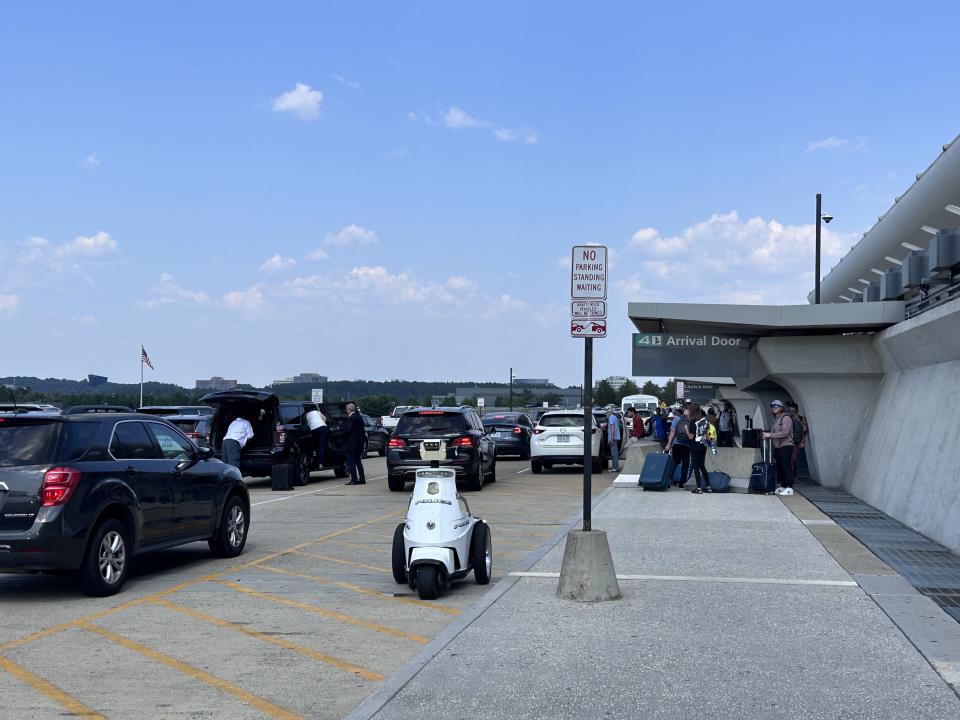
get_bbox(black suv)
[0,414,249,596]
[202,391,350,486]
[386,407,496,492]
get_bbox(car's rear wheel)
[392,524,407,584]
[388,474,406,492]
[465,465,483,492]
[293,450,311,486]
[209,495,249,558]
[520,442,530,460]
[531,460,542,474]
[471,522,492,585]
[592,458,604,474]
[416,565,440,600]
[378,440,387,457]
[334,466,348,478]
[486,457,497,483]
[80,519,130,597]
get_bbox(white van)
[620,394,660,432]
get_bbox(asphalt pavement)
[0,456,610,719]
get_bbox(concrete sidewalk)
[352,487,960,720]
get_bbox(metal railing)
[905,276,960,318]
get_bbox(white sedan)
[530,411,604,474]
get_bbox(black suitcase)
[271,463,294,491]
[749,440,777,494]
[741,429,760,448]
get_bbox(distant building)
[273,372,328,385]
[450,386,583,409]
[87,374,108,387]
[598,375,631,392]
[196,376,238,391]
[513,378,550,386]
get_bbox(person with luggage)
[607,409,622,473]
[664,402,691,487]
[222,415,255,471]
[344,402,366,486]
[304,404,329,469]
[763,400,795,495]
[686,404,711,494]
[718,404,734,447]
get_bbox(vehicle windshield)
[0,421,59,466]
[483,413,519,424]
[137,407,179,416]
[539,415,588,428]
[279,405,303,424]
[396,412,467,436]
[391,406,416,417]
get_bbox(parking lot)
[0,457,611,719]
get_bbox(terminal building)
[195,376,238,391]
[628,134,960,555]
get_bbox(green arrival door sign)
[634,334,664,347]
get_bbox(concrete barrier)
[623,441,760,479]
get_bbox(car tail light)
[533,428,544,435]
[275,424,286,446]
[185,431,201,440]
[513,427,523,434]
[388,437,407,449]
[451,436,474,448]
[41,467,81,507]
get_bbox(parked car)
[381,405,418,432]
[165,414,212,445]
[362,414,390,457]
[62,405,134,415]
[137,405,213,417]
[530,410,603,474]
[201,390,349,486]
[481,412,533,458]
[0,403,61,416]
[0,413,249,596]
[386,407,495,492]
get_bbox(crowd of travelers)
[620,397,808,495]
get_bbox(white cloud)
[444,106,486,129]
[0,294,19,312]
[272,83,323,121]
[305,248,330,261]
[333,73,360,89]
[492,127,539,144]
[619,211,859,304]
[223,285,264,312]
[324,224,378,246]
[445,275,479,292]
[806,136,868,153]
[82,152,100,169]
[259,254,296,273]
[55,231,117,258]
[142,273,210,309]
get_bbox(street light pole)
[815,192,822,304]
[509,367,513,412]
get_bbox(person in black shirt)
[686,405,711,494]
[344,402,366,486]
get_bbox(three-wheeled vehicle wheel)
[391,523,407,584]
[416,565,440,600]
[471,521,492,585]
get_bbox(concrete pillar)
[556,530,621,602]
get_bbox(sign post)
[558,245,620,602]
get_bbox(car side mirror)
[197,445,214,460]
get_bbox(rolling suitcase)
[639,453,675,491]
[741,429,760,448]
[708,470,731,493]
[749,440,777,494]
[271,463,294,491]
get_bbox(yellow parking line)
[149,598,384,682]
[79,622,301,720]
[0,655,105,719]
[325,540,392,555]
[0,509,405,655]
[214,579,429,644]
[289,549,390,574]
[258,563,461,616]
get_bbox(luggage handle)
[763,436,772,464]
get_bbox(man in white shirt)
[304,406,328,468]
[223,416,254,470]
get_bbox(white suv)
[530,411,603,474]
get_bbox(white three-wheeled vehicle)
[392,463,492,600]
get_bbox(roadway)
[0,457,611,719]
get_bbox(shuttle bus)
[620,393,660,432]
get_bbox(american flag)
[141,346,154,370]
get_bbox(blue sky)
[1,2,957,388]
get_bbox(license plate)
[557,435,570,443]
[424,441,440,451]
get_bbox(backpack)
[791,416,803,444]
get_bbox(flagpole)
[140,346,144,409]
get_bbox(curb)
[343,484,616,720]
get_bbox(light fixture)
[847,287,863,295]
[858,278,871,285]
[921,225,939,235]
[838,295,853,302]
[884,256,904,265]
[946,204,960,216]
[901,242,923,251]
[870,268,885,276]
